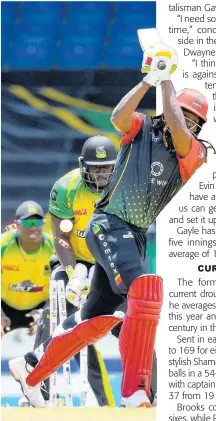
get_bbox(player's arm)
[110,82,150,134]
[1,233,13,334]
[51,213,89,305]
[1,307,11,336]
[49,180,76,277]
[50,214,76,275]
[161,81,191,157]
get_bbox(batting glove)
[66,263,89,307]
[142,43,178,87]
[25,309,44,336]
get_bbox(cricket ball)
[59,219,73,233]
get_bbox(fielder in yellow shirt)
[1,201,54,336]
[49,135,116,271]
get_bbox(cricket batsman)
[9,136,118,407]
[9,38,213,408]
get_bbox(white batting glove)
[142,43,178,87]
[66,278,91,307]
[73,265,95,317]
[66,264,95,307]
[66,263,88,307]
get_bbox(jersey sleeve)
[120,112,145,145]
[1,231,14,245]
[177,136,206,183]
[49,178,74,219]
[1,231,9,243]
[43,233,55,252]
[1,231,15,257]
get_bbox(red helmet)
[176,89,208,122]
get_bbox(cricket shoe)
[9,356,45,407]
[18,397,30,407]
[25,352,50,402]
[152,391,157,406]
[18,396,51,408]
[120,390,151,408]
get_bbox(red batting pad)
[27,315,122,387]
[119,274,163,398]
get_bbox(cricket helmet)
[79,136,116,193]
[177,89,208,123]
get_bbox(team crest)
[96,146,107,159]
[27,204,38,213]
[51,189,58,201]
[192,96,202,109]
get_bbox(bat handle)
[157,60,166,70]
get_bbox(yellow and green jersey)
[1,230,54,310]
[49,168,101,263]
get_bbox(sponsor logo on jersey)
[95,228,121,283]
[3,265,19,271]
[151,162,164,177]
[123,231,134,239]
[150,177,167,187]
[75,208,87,216]
[77,230,86,238]
[98,233,105,240]
[96,146,107,159]
[192,96,202,109]
[9,280,44,292]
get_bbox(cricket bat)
[137,28,173,74]
[137,28,162,52]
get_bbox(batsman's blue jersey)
[96,113,206,229]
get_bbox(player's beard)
[87,172,110,193]
[183,116,202,136]
[162,127,176,155]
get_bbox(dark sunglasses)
[17,219,45,228]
